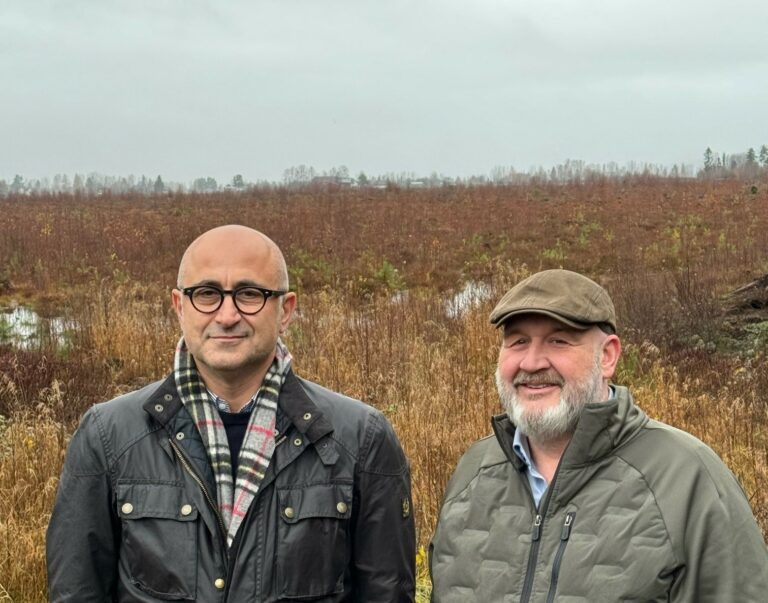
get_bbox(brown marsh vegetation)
[1,178,767,601]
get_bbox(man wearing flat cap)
[430,269,768,602]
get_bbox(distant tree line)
[1,150,764,197]
[701,145,768,179]
[0,173,254,197]
[485,160,696,185]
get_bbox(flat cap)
[489,269,616,333]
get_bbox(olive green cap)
[489,269,616,333]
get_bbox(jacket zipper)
[222,431,287,601]
[519,465,564,603]
[168,437,228,543]
[520,513,543,603]
[545,512,575,603]
[223,494,259,601]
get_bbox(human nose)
[214,293,242,325]
[518,340,550,373]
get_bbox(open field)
[1,178,767,601]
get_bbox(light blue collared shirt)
[512,430,549,508]
[512,386,616,508]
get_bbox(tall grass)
[1,179,767,600]
[0,410,67,602]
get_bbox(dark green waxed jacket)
[429,386,768,602]
[47,370,415,602]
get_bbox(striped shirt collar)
[207,388,259,414]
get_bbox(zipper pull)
[560,512,575,541]
[532,514,542,541]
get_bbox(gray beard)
[495,355,604,443]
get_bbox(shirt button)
[284,507,295,519]
[303,412,312,421]
[293,438,302,447]
[175,432,185,440]
[164,394,173,401]
[180,504,193,516]
[121,503,134,514]
[154,404,164,413]
[214,578,225,590]
[336,502,348,514]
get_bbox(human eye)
[236,287,264,302]
[194,286,221,301]
[502,335,527,348]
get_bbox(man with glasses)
[47,225,416,602]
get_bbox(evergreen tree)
[703,147,715,171]
[10,174,24,194]
[759,145,768,167]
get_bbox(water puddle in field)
[0,305,76,350]
[445,281,493,318]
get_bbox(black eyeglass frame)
[177,285,288,315]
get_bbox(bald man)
[47,225,416,602]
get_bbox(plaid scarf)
[174,337,292,546]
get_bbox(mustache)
[512,370,564,387]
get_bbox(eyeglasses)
[177,285,287,315]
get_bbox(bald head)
[177,225,289,290]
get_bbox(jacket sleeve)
[46,406,119,602]
[351,410,416,602]
[668,447,768,602]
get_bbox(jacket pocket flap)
[278,483,352,524]
[116,481,198,521]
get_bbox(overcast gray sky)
[2,0,767,183]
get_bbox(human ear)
[278,292,297,333]
[171,288,184,321]
[600,334,622,380]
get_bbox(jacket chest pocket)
[117,481,198,600]
[276,483,353,599]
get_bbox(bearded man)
[429,269,768,602]
[47,225,415,602]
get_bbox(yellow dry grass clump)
[0,403,68,601]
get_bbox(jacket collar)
[491,385,648,470]
[276,370,334,443]
[142,370,335,444]
[559,385,648,468]
[142,374,182,425]
[491,413,527,471]
[492,385,649,511]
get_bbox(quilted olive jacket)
[47,370,415,602]
[429,386,768,602]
